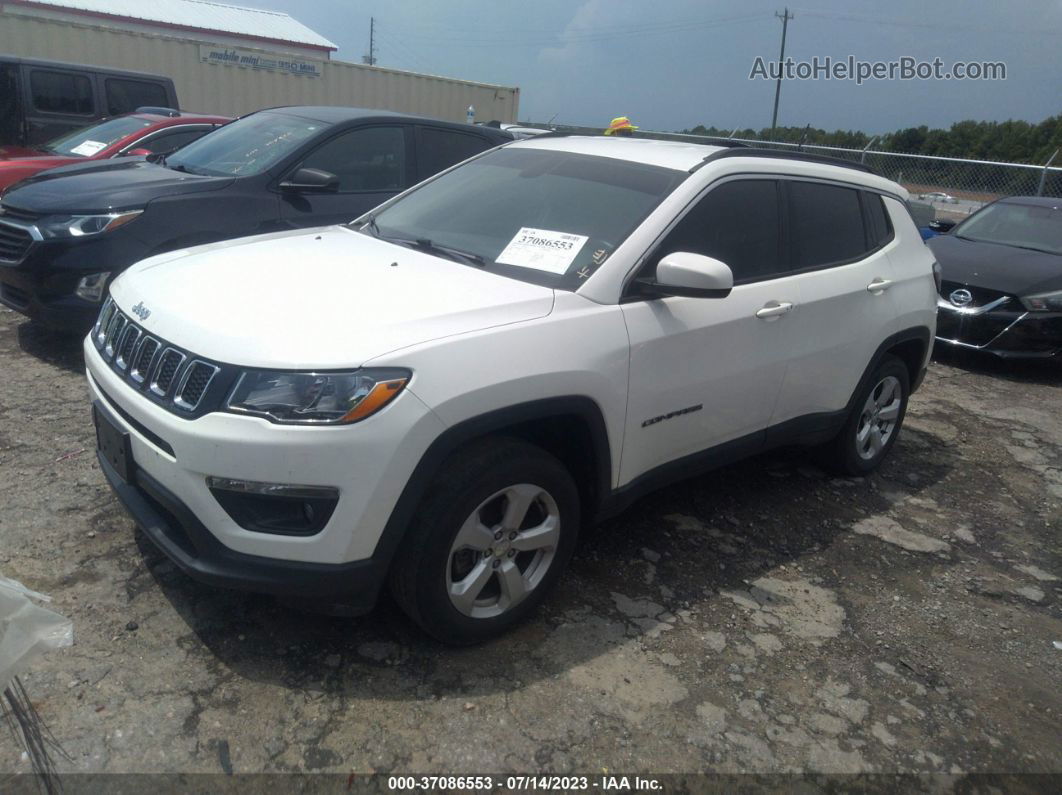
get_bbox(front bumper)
[96,430,386,606]
[0,222,142,331]
[935,298,1062,359]
[85,335,446,598]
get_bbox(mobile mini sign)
[199,46,322,77]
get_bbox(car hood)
[0,145,47,158]
[928,233,1062,297]
[109,226,556,369]
[0,159,233,214]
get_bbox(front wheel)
[389,437,580,644]
[817,355,910,476]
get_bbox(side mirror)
[122,148,153,157]
[929,219,956,233]
[635,252,734,298]
[280,167,340,193]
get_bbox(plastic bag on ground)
[0,574,74,691]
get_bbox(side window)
[787,181,867,269]
[655,179,782,283]
[417,127,493,179]
[136,127,211,155]
[105,78,169,116]
[30,70,93,115]
[0,63,19,144]
[300,126,406,192]
[863,192,892,248]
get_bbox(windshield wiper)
[407,238,487,267]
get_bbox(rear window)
[787,181,867,269]
[30,70,93,115]
[105,78,169,116]
[417,127,494,179]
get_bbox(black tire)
[389,437,580,645]
[816,355,910,476]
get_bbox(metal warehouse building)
[0,0,520,122]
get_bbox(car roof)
[255,106,509,138]
[997,196,1062,209]
[510,135,907,194]
[131,112,231,126]
[513,135,724,171]
[0,54,171,82]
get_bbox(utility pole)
[363,17,377,65]
[770,7,793,137]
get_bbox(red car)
[0,109,229,194]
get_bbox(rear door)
[414,125,500,181]
[619,178,799,483]
[22,66,99,145]
[767,181,900,427]
[278,123,412,227]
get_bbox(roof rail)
[699,146,875,174]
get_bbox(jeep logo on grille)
[131,301,151,321]
[949,289,973,307]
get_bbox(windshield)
[166,111,327,177]
[359,147,686,289]
[44,116,153,157]
[955,202,1062,255]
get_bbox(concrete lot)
[1,305,1060,776]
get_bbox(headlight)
[225,369,410,425]
[39,210,142,239]
[1020,291,1062,313]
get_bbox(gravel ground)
[1,306,1060,777]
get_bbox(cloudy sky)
[249,0,1061,134]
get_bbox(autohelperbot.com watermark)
[750,55,1006,84]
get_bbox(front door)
[279,124,412,228]
[619,178,798,484]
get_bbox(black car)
[0,106,511,330]
[929,196,1062,358]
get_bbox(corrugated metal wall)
[0,9,519,122]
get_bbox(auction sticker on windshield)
[71,140,108,156]
[496,227,589,274]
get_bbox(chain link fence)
[525,122,1062,224]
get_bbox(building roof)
[9,0,337,52]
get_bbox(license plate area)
[93,404,135,483]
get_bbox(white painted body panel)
[110,226,555,369]
[619,277,801,482]
[88,135,937,571]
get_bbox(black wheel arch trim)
[369,395,613,571]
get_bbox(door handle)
[755,301,794,319]
[867,278,893,294]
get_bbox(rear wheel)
[390,437,579,644]
[817,355,910,475]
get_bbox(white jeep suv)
[84,136,937,643]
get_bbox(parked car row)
[0,106,510,329]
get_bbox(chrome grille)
[92,298,224,415]
[130,337,159,383]
[175,361,219,410]
[150,349,185,397]
[115,325,141,370]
